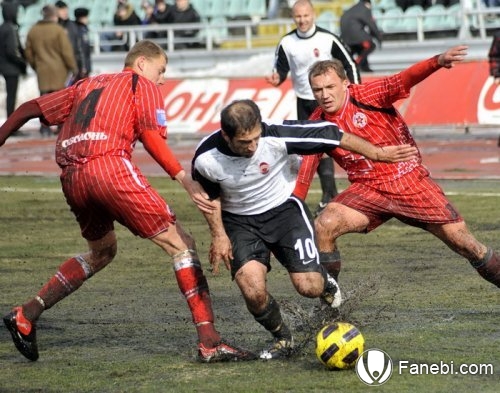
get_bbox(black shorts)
[296,97,318,120]
[222,197,323,278]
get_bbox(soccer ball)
[315,322,364,370]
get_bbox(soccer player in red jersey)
[293,45,500,288]
[0,40,254,362]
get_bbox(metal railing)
[77,6,500,54]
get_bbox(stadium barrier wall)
[158,60,500,134]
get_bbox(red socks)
[173,252,220,347]
[23,256,91,321]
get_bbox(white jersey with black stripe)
[273,26,360,100]
[192,120,344,215]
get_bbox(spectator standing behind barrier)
[151,0,172,42]
[141,1,156,25]
[111,0,142,51]
[340,0,382,73]
[266,0,360,217]
[73,8,91,82]
[153,0,171,24]
[25,4,77,137]
[140,0,171,41]
[55,1,81,70]
[165,0,201,49]
[0,1,27,119]
[140,1,158,39]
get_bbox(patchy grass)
[0,176,498,392]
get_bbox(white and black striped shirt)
[192,120,344,215]
[272,25,360,100]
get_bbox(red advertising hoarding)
[159,61,500,133]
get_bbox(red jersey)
[36,69,167,168]
[293,56,463,229]
[294,54,448,197]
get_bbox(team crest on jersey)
[352,112,367,128]
[313,48,320,58]
[156,109,167,126]
[259,162,270,175]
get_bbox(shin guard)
[253,295,290,339]
[37,255,93,310]
[173,250,214,325]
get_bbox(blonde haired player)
[0,40,253,363]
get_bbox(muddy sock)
[471,248,500,288]
[23,256,93,321]
[173,250,220,347]
[253,295,291,340]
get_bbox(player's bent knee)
[315,211,341,236]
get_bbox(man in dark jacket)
[55,1,82,77]
[73,8,92,82]
[340,0,382,72]
[113,0,142,51]
[0,2,27,118]
[165,0,201,49]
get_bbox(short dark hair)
[220,100,262,139]
[74,7,89,19]
[54,1,68,9]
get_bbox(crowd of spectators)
[102,0,202,50]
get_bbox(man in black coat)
[340,0,383,72]
[0,1,27,118]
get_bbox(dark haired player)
[192,99,417,360]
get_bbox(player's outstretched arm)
[0,100,42,146]
[400,45,468,91]
[340,132,418,162]
[141,132,216,214]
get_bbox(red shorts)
[334,169,463,232]
[60,156,176,241]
